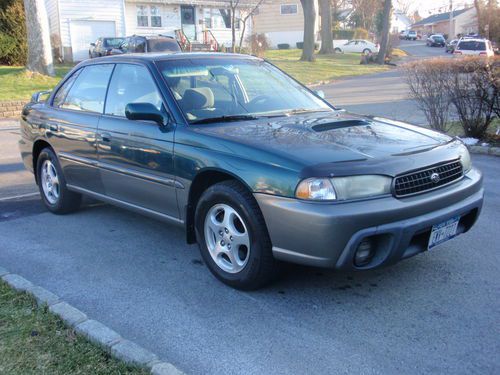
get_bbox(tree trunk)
[23,0,54,76]
[318,0,334,54]
[300,0,316,61]
[231,9,237,52]
[376,0,391,65]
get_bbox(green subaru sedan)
[19,53,483,289]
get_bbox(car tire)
[36,147,81,214]
[362,48,371,54]
[195,180,276,290]
[335,47,342,53]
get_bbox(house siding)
[253,0,319,48]
[124,2,180,36]
[58,0,126,47]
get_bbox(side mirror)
[31,90,51,103]
[314,90,325,99]
[125,103,170,127]
[90,42,96,47]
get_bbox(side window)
[61,64,113,113]
[136,39,146,53]
[53,69,81,108]
[105,64,163,117]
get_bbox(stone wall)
[0,100,27,119]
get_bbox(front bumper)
[255,168,483,270]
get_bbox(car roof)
[458,38,486,43]
[83,52,262,65]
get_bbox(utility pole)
[449,0,453,40]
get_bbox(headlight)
[330,175,392,200]
[295,175,392,201]
[295,178,336,201]
[460,148,472,173]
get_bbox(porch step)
[189,42,214,52]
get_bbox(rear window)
[433,36,444,41]
[457,41,486,50]
[146,38,181,52]
[103,38,124,48]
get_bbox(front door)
[181,5,196,40]
[96,63,178,219]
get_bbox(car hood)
[191,111,458,176]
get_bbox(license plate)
[428,216,460,250]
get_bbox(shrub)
[403,57,499,138]
[444,57,499,138]
[354,28,369,39]
[277,43,290,50]
[0,0,26,65]
[403,58,453,132]
[296,42,319,50]
[246,33,270,57]
[332,29,355,40]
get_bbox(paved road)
[0,120,499,374]
[318,41,451,125]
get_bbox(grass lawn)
[0,281,148,375]
[0,65,72,101]
[264,49,389,85]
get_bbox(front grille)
[394,160,463,197]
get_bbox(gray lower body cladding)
[254,168,483,270]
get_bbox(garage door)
[70,20,116,61]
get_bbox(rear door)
[49,64,114,194]
[96,63,178,219]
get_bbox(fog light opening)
[354,238,375,267]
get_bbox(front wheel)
[195,181,276,290]
[36,148,81,214]
[335,47,342,53]
[362,48,371,54]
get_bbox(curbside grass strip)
[0,266,186,374]
[468,145,500,157]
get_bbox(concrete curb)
[0,268,185,375]
[468,145,500,157]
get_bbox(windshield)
[158,58,332,123]
[103,38,124,48]
[433,36,444,41]
[147,38,181,52]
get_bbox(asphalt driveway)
[0,120,499,374]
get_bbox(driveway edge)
[0,266,185,375]
[468,145,500,157]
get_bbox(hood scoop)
[312,119,370,132]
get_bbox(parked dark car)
[19,53,483,290]
[427,35,446,47]
[120,35,181,54]
[89,37,125,59]
[446,39,458,53]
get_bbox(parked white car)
[335,40,379,54]
[453,38,494,57]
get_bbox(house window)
[151,6,162,27]
[280,4,298,15]
[137,5,148,27]
[137,5,162,28]
[203,8,239,29]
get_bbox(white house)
[44,0,255,62]
[391,10,412,33]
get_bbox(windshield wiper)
[284,109,331,115]
[190,115,259,125]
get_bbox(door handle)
[100,133,111,142]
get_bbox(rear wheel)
[362,48,371,54]
[36,148,81,214]
[335,47,342,53]
[195,180,276,290]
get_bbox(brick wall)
[0,100,28,119]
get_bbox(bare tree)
[376,0,391,65]
[23,0,53,76]
[300,0,317,61]
[318,0,334,54]
[238,0,265,52]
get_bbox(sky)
[401,0,474,17]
